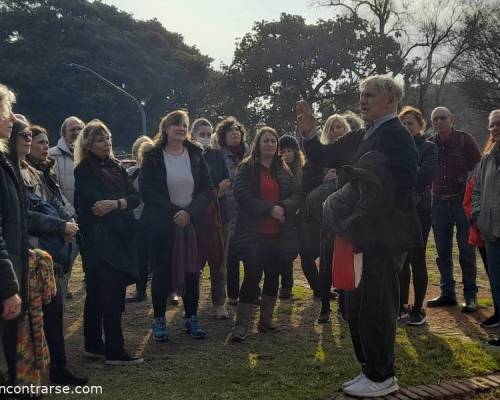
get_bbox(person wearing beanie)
[278,134,304,299]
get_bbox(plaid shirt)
[431,129,481,196]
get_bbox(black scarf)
[86,153,130,194]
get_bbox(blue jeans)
[432,198,477,299]
[486,241,500,309]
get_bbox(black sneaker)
[105,352,144,366]
[481,315,500,328]
[488,337,500,346]
[169,293,180,306]
[397,305,410,321]
[279,288,292,300]
[83,347,105,360]
[50,365,89,386]
[427,295,457,308]
[407,307,427,326]
[317,306,331,323]
[126,290,147,303]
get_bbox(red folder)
[332,235,363,291]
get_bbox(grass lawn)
[45,233,500,399]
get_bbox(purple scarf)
[171,225,199,293]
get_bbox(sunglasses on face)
[19,131,32,141]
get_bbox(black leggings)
[479,245,499,316]
[399,211,431,310]
[279,261,294,290]
[43,277,66,366]
[239,235,280,303]
[319,229,334,310]
[151,230,200,318]
[226,241,241,299]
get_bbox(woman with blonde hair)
[230,127,302,341]
[74,119,142,365]
[0,84,27,386]
[320,114,351,145]
[140,110,212,341]
[472,110,500,345]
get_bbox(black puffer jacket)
[232,160,302,264]
[323,151,395,253]
[0,153,28,309]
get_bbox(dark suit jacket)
[304,117,422,252]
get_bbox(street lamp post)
[65,62,147,135]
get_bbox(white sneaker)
[214,305,229,320]
[343,375,399,397]
[342,372,365,388]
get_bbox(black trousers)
[43,276,66,366]
[151,229,200,318]
[479,245,499,316]
[1,318,19,384]
[239,235,280,303]
[300,251,319,292]
[279,261,294,290]
[319,229,334,309]
[226,241,241,299]
[346,250,401,382]
[399,211,432,309]
[135,225,151,292]
[84,264,126,359]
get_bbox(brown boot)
[230,302,254,342]
[258,295,279,332]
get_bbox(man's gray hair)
[60,116,84,137]
[359,75,404,104]
[489,109,500,123]
[431,106,452,118]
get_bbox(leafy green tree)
[0,0,215,149]
[224,13,403,132]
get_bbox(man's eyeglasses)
[69,127,83,133]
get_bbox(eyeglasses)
[19,130,32,142]
[69,127,82,133]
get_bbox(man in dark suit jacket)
[297,75,419,398]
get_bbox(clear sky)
[100,0,338,68]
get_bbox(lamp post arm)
[66,63,147,134]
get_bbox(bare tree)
[313,0,408,74]
[457,7,500,113]
[315,0,487,112]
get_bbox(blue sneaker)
[184,316,207,339]
[152,317,168,342]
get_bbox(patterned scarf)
[16,249,56,386]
